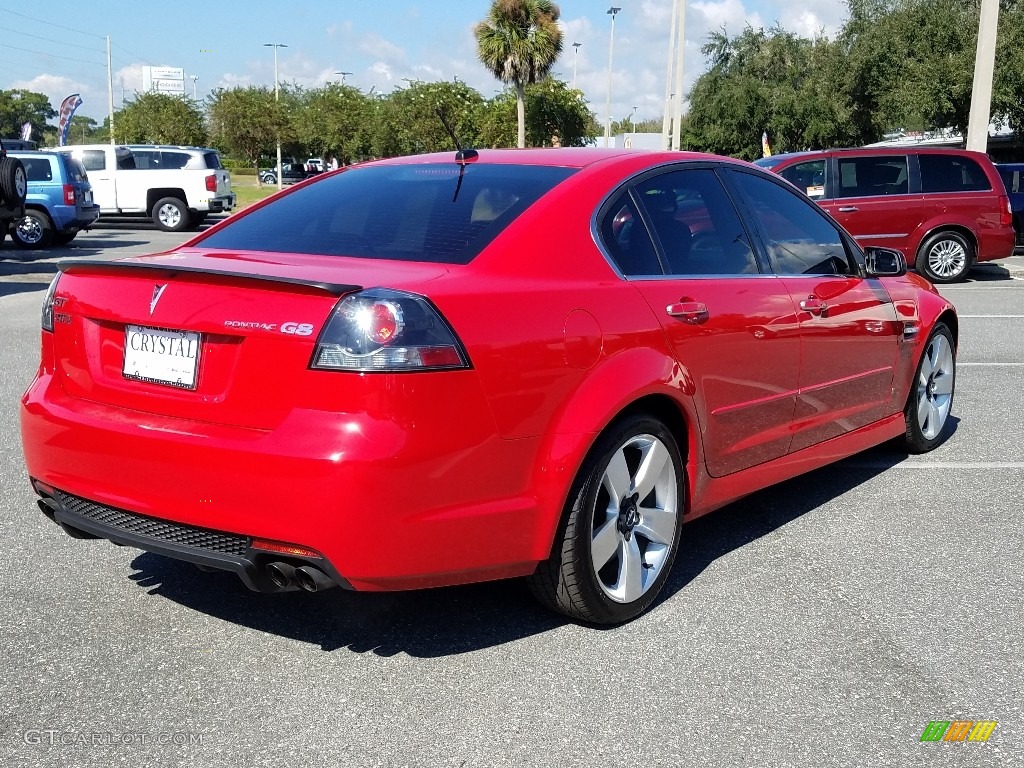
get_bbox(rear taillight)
[205,174,217,192]
[312,288,469,372]
[41,274,61,332]
[999,195,1013,227]
[63,184,75,205]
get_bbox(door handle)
[799,296,828,317]
[666,301,709,324]
[838,206,859,213]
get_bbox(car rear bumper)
[50,203,100,232]
[20,367,547,592]
[976,226,1017,263]
[205,193,235,213]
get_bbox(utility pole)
[264,43,288,190]
[661,0,678,149]
[671,0,686,152]
[106,36,115,145]
[966,0,1000,152]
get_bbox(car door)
[726,168,902,452]
[600,166,802,477]
[825,153,927,256]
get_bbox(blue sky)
[1,0,848,129]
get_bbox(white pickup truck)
[53,144,234,231]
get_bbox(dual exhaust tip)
[266,561,336,593]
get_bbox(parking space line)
[958,314,1024,318]
[960,362,1024,366]
[844,461,1024,469]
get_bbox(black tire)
[528,414,685,624]
[12,209,54,249]
[903,323,956,453]
[152,197,190,232]
[0,156,27,206]
[916,230,973,283]
[52,231,77,246]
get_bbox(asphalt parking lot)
[1,224,1021,767]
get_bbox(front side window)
[779,160,827,199]
[197,163,575,264]
[634,169,757,275]
[732,171,853,276]
[836,155,909,198]
[920,154,990,193]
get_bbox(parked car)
[21,148,957,625]
[52,144,234,231]
[259,162,310,185]
[7,150,100,248]
[304,158,324,174]
[755,147,1015,282]
[996,162,1024,249]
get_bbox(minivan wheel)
[916,231,973,283]
[152,197,189,232]
[528,414,685,625]
[12,210,54,249]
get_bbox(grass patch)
[232,181,279,209]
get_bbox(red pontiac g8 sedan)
[20,149,957,625]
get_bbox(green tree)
[475,0,563,148]
[684,25,857,158]
[480,78,596,147]
[839,0,1024,139]
[292,83,371,164]
[114,92,207,145]
[207,86,287,178]
[0,88,56,142]
[67,115,99,145]
[369,79,486,157]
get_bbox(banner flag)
[57,94,84,147]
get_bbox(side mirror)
[863,246,907,277]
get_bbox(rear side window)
[22,157,54,182]
[920,154,991,193]
[131,151,159,169]
[203,152,222,169]
[634,169,758,275]
[836,155,908,198]
[196,163,576,264]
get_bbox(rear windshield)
[197,163,576,264]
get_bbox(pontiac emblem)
[149,284,168,316]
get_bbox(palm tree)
[475,0,563,148]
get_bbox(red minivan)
[756,147,1015,282]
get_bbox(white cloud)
[358,34,406,64]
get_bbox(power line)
[0,6,104,38]
[1,42,105,67]
[4,26,105,53]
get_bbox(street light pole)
[191,75,199,100]
[334,71,352,85]
[572,42,582,90]
[604,7,621,148]
[264,42,288,190]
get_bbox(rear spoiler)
[57,259,360,296]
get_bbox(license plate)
[84,190,92,203]
[123,325,200,389]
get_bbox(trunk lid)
[52,250,449,429]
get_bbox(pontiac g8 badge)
[149,284,167,316]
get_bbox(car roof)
[370,147,741,170]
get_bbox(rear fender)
[523,347,700,560]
